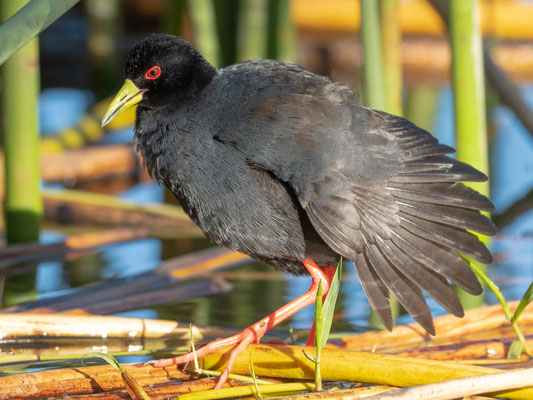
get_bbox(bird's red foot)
[152,259,336,388]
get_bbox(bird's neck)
[171,59,217,105]
[194,59,217,90]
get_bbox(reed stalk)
[1,0,42,308]
[0,0,80,65]
[0,313,235,340]
[212,0,240,67]
[277,0,295,62]
[188,0,219,67]
[41,188,201,238]
[362,367,533,400]
[449,0,489,309]
[361,0,400,329]
[266,0,280,60]
[360,0,385,110]
[179,382,315,400]
[86,0,121,97]
[450,0,489,199]
[0,363,191,399]
[380,0,402,116]
[342,301,530,352]
[199,344,533,399]
[162,0,185,36]
[238,0,265,61]
[405,87,439,131]
[1,0,42,244]
[242,0,294,62]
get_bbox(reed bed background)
[1,0,533,399]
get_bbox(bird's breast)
[135,112,311,264]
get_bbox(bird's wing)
[215,76,496,334]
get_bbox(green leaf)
[512,281,533,323]
[508,340,525,359]
[319,259,343,349]
[84,352,124,372]
[314,279,323,350]
[249,347,263,399]
[301,349,316,363]
[0,0,81,65]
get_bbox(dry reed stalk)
[159,248,250,280]
[265,385,396,400]
[0,342,154,362]
[0,313,232,340]
[0,363,185,399]
[0,227,149,268]
[39,144,148,184]
[0,144,147,196]
[362,367,533,400]
[0,365,245,400]
[42,189,200,236]
[396,335,533,361]
[342,301,530,352]
[198,344,533,399]
[69,379,249,400]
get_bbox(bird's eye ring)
[145,66,161,80]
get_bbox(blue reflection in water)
[104,182,164,277]
[491,85,533,304]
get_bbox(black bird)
[102,34,496,387]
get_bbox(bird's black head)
[126,34,216,108]
[102,34,216,126]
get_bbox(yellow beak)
[101,79,144,127]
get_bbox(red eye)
[145,66,161,80]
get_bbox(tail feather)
[354,252,393,331]
[389,182,494,211]
[398,201,497,236]
[403,144,455,161]
[376,237,464,317]
[400,155,454,174]
[391,160,488,183]
[367,244,435,334]
[391,227,482,295]
[399,215,493,263]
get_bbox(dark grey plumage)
[129,34,497,335]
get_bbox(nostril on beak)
[119,93,127,101]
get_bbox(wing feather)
[354,252,393,331]
[214,70,495,334]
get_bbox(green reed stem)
[360,0,385,110]
[380,0,403,116]
[450,0,490,309]
[1,0,42,244]
[0,0,80,65]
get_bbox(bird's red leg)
[152,258,334,389]
[306,265,337,346]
